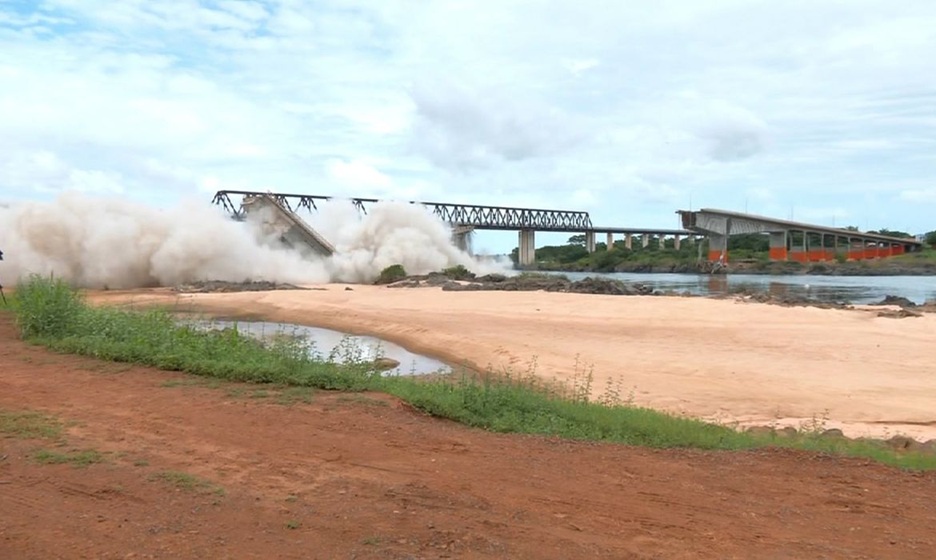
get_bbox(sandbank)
[89,285,936,440]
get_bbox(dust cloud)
[0,192,508,289]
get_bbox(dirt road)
[2,314,935,559]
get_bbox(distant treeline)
[512,228,933,272]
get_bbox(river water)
[553,272,936,305]
[192,320,451,376]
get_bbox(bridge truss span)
[212,190,594,231]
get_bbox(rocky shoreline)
[384,272,936,315]
[167,274,935,316]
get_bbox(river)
[549,272,936,305]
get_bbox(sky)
[2,0,936,253]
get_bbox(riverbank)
[527,248,936,276]
[88,284,936,441]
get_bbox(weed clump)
[13,274,85,339]
[375,264,407,285]
[440,265,474,280]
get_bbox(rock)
[345,287,353,291]
[745,426,776,438]
[820,428,846,439]
[919,440,936,456]
[776,426,799,438]
[885,435,920,451]
[372,357,401,371]
[425,273,452,286]
[173,280,306,293]
[386,279,422,289]
[876,309,923,319]
[872,295,918,308]
[475,273,508,283]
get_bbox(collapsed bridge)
[212,190,696,265]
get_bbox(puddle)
[191,320,451,376]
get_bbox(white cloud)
[326,159,393,189]
[900,188,936,203]
[0,0,935,251]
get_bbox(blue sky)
[2,0,935,253]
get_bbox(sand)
[90,286,936,440]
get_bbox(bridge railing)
[212,190,594,231]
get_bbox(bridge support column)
[518,229,536,266]
[585,231,596,253]
[606,232,614,250]
[673,235,681,251]
[625,234,633,249]
[708,234,728,262]
[769,232,788,261]
[642,234,650,248]
[452,232,471,254]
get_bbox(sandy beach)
[91,286,936,440]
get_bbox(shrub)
[440,265,474,280]
[375,264,407,285]
[14,274,85,339]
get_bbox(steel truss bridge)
[212,190,596,232]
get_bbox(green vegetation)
[10,275,936,470]
[512,234,709,271]
[375,264,407,284]
[12,274,383,390]
[512,231,933,272]
[925,230,936,247]
[33,448,105,467]
[0,409,63,439]
[440,264,474,280]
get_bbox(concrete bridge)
[212,190,695,265]
[677,208,923,263]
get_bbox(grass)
[33,448,105,467]
[150,470,225,496]
[0,409,63,440]
[9,274,936,471]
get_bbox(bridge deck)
[214,190,692,235]
[679,208,922,246]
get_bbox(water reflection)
[191,320,451,376]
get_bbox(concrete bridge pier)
[642,234,650,248]
[518,229,536,266]
[769,232,788,261]
[625,234,633,249]
[673,235,681,251]
[606,232,614,250]
[452,232,472,254]
[708,233,728,262]
[585,231,596,253]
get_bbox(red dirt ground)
[1,314,935,560]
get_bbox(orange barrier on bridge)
[789,251,809,263]
[716,243,907,264]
